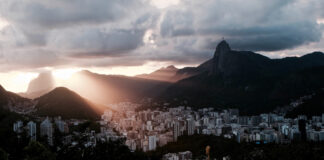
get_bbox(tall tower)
[40,117,53,145]
[148,135,157,151]
[27,121,37,141]
[173,121,180,141]
[187,119,195,135]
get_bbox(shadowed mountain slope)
[159,41,324,114]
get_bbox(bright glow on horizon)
[150,0,180,9]
[0,62,197,93]
[317,19,324,24]
[53,68,81,80]
[0,72,38,93]
[0,17,9,30]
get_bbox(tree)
[24,141,56,160]
[0,148,8,160]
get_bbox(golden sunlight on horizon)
[0,72,38,93]
[0,62,196,93]
[0,17,9,30]
[53,68,82,80]
[150,0,180,9]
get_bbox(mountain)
[20,72,55,99]
[159,40,324,114]
[63,70,172,105]
[0,85,32,112]
[136,65,180,82]
[136,60,215,83]
[34,87,106,120]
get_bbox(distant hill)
[34,87,106,120]
[159,40,324,114]
[63,70,171,105]
[136,61,214,83]
[136,65,180,82]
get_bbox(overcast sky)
[0,0,324,92]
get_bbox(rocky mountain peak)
[166,65,177,70]
[212,40,232,75]
[213,40,231,58]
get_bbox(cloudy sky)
[0,0,324,92]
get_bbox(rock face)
[211,40,271,79]
[212,40,232,75]
[25,72,55,98]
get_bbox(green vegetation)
[57,140,147,160]
[0,148,8,160]
[148,135,324,160]
[24,141,56,160]
[0,108,30,160]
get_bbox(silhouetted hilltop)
[34,87,106,119]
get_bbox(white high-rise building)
[40,117,53,145]
[27,121,37,141]
[13,120,23,133]
[55,118,68,133]
[148,135,157,151]
[173,121,180,141]
[187,119,195,136]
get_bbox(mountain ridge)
[136,65,180,82]
[34,87,106,119]
[158,40,324,114]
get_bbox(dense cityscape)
[11,100,324,159]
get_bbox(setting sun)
[0,72,38,92]
[53,68,81,80]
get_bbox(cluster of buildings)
[162,151,192,160]
[13,120,37,141]
[11,100,324,159]
[13,115,122,148]
[101,102,324,152]
[14,117,72,145]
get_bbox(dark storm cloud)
[160,9,195,37]
[0,0,324,71]
[0,0,152,47]
[205,21,322,51]
[51,28,146,58]
[0,0,144,28]
[0,49,66,72]
[161,0,323,52]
